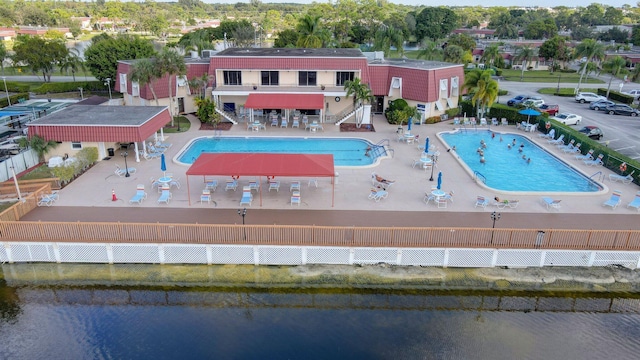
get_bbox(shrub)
[76,147,98,170]
[32,81,107,94]
[424,116,441,124]
[384,99,410,125]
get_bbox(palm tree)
[344,77,373,127]
[602,55,628,97]
[463,69,499,120]
[480,44,502,68]
[514,46,538,81]
[27,135,59,163]
[59,48,85,82]
[574,39,605,93]
[415,40,443,61]
[443,45,465,63]
[129,58,160,106]
[156,47,186,125]
[296,14,323,48]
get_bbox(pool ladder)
[474,171,487,184]
[370,139,394,158]
[589,171,605,183]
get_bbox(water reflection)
[1,265,640,359]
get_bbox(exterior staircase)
[215,107,238,124]
[334,105,361,126]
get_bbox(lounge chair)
[584,154,604,166]
[205,179,218,191]
[280,118,288,127]
[200,189,211,204]
[557,139,575,149]
[154,141,172,149]
[603,190,622,209]
[115,164,137,176]
[610,170,635,185]
[562,142,581,154]
[292,117,300,128]
[37,191,59,206]
[290,180,301,192]
[547,134,565,145]
[541,197,561,210]
[627,191,640,211]
[268,180,280,192]
[424,192,436,204]
[270,116,279,127]
[129,185,147,204]
[157,187,172,204]
[493,199,519,209]
[475,196,489,208]
[501,118,508,126]
[291,191,301,206]
[371,172,395,188]
[480,118,487,126]
[491,118,499,126]
[248,180,260,192]
[539,129,555,139]
[225,179,238,191]
[453,117,460,125]
[368,189,388,202]
[240,187,253,206]
[576,149,594,161]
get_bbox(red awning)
[244,93,324,110]
[187,153,334,177]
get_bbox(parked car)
[522,98,544,108]
[605,104,640,116]
[575,92,606,103]
[538,104,559,116]
[507,95,540,106]
[622,89,640,100]
[589,100,615,111]
[551,113,582,125]
[578,126,603,140]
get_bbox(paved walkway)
[20,113,640,230]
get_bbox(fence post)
[53,243,61,263]
[253,246,259,266]
[396,249,402,265]
[491,250,498,267]
[106,244,114,264]
[158,244,165,264]
[539,251,546,267]
[348,248,354,265]
[301,247,307,265]
[443,249,449,268]
[4,244,13,263]
[588,251,596,267]
[206,245,213,265]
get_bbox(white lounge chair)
[37,191,59,206]
[268,181,280,192]
[129,185,147,204]
[291,191,301,206]
[225,179,238,191]
[576,149,594,161]
[627,191,640,211]
[603,190,622,209]
[547,134,565,145]
[584,154,604,166]
[200,189,211,204]
[368,189,388,202]
[475,196,489,208]
[115,164,137,177]
[539,128,555,139]
[557,139,575,149]
[290,180,301,192]
[157,187,172,204]
[240,187,253,206]
[563,142,581,154]
[541,197,561,210]
[610,171,635,185]
[205,179,218,191]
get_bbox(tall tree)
[602,55,628,97]
[514,45,538,81]
[156,47,186,124]
[415,40,443,61]
[59,48,85,82]
[480,44,502,68]
[415,7,458,41]
[129,58,160,106]
[443,45,465,63]
[85,34,155,83]
[463,69,498,120]
[344,77,373,127]
[0,42,6,76]
[574,39,605,92]
[539,36,570,73]
[12,35,67,82]
[296,14,323,48]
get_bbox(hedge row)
[32,81,107,94]
[0,92,30,108]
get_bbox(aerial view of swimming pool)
[176,136,383,167]
[439,130,602,192]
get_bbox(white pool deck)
[48,115,639,216]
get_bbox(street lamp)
[105,78,112,100]
[120,151,130,177]
[2,76,10,106]
[490,211,501,244]
[78,87,84,100]
[556,74,561,94]
[237,208,247,240]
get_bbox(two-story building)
[115,48,464,125]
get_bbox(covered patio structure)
[186,153,336,206]
[244,93,326,123]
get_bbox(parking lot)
[499,81,640,160]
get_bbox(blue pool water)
[440,130,601,192]
[177,137,380,166]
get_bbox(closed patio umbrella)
[160,153,167,177]
[407,117,412,133]
[437,171,442,190]
[424,137,430,153]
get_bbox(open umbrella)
[424,137,430,153]
[437,171,442,190]
[518,108,541,124]
[407,117,412,133]
[160,153,167,177]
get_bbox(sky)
[198,0,632,8]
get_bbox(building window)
[336,72,355,86]
[223,71,242,85]
[71,142,82,150]
[261,71,279,86]
[299,71,317,86]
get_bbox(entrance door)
[178,97,185,114]
[374,96,384,114]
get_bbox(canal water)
[1,264,640,359]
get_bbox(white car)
[522,98,545,107]
[623,89,640,100]
[575,92,606,103]
[551,113,583,125]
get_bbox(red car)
[539,104,559,116]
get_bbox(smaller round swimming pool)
[440,130,602,193]
[177,136,384,167]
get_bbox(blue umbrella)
[160,153,167,177]
[437,171,442,190]
[518,108,541,124]
[424,137,430,153]
[407,117,412,133]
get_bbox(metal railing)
[474,171,487,184]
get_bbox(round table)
[431,189,446,198]
[158,177,172,187]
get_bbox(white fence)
[2,242,640,269]
[0,149,39,182]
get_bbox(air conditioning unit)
[201,50,215,58]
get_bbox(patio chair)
[493,198,519,209]
[576,149,594,161]
[563,142,581,154]
[547,134,565,145]
[205,179,218,191]
[557,139,575,149]
[225,179,238,191]
[268,180,280,192]
[129,185,147,204]
[37,191,59,206]
[480,118,487,126]
[453,117,460,125]
[610,171,635,185]
[539,128,555,139]
[240,187,253,206]
[292,117,300,128]
[436,196,448,208]
[290,180,301,192]
[541,197,561,211]
[248,180,260,192]
[157,187,172,204]
[474,196,489,208]
[627,191,640,211]
[584,154,604,166]
[148,144,166,154]
[200,189,211,204]
[169,177,181,189]
[368,189,388,202]
[291,191,301,206]
[154,141,172,149]
[424,192,436,205]
[270,116,279,127]
[115,164,137,177]
[501,118,508,126]
[491,118,499,126]
[441,190,454,203]
[603,190,622,209]
[280,118,288,128]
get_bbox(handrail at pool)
[375,139,390,147]
[589,171,604,182]
[474,171,487,184]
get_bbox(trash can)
[107,148,115,157]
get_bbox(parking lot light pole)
[237,208,247,240]
[105,78,112,100]
[121,151,130,177]
[2,76,10,106]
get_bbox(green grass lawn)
[19,164,53,180]
[162,116,191,133]
[500,69,604,83]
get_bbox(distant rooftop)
[30,105,168,126]
[215,48,366,58]
[365,53,460,70]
